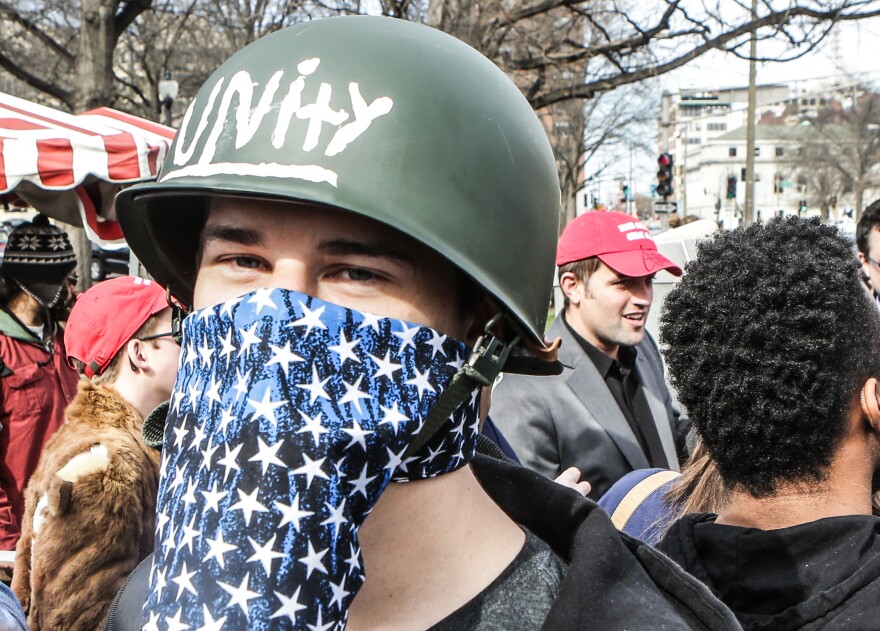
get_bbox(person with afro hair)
[657,216,880,629]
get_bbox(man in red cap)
[11,276,180,631]
[492,211,688,500]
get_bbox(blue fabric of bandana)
[143,288,480,630]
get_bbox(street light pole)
[628,145,633,215]
[157,70,179,127]
[744,0,758,225]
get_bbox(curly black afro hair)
[660,217,880,498]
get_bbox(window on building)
[687,137,701,144]
[741,168,760,182]
[754,147,761,156]
[729,147,737,157]
[775,146,784,157]
[708,122,727,131]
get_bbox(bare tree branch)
[0,49,74,107]
[115,0,155,39]
[530,4,880,109]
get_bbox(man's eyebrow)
[317,238,417,270]
[201,224,264,247]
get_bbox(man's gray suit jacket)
[490,317,686,500]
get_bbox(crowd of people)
[0,13,878,631]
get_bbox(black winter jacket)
[659,513,880,630]
[105,456,740,630]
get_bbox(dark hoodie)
[659,513,880,630]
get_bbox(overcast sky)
[666,17,880,95]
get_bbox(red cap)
[556,211,682,277]
[65,276,169,378]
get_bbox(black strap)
[503,353,563,376]
[404,319,518,458]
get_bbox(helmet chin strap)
[405,313,518,457]
[405,309,566,457]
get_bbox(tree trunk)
[75,0,120,288]
[77,0,116,112]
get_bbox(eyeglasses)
[138,305,184,346]
[868,255,880,269]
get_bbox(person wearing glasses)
[857,199,880,307]
[10,276,181,631]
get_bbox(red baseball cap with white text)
[556,211,682,277]
[65,276,170,378]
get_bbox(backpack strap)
[610,470,680,531]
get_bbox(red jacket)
[0,311,78,551]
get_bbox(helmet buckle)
[467,313,520,386]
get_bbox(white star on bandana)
[145,289,481,629]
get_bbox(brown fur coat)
[11,380,160,631]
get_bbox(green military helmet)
[116,15,560,346]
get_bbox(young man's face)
[565,261,653,355]
[860,227,880,298]
[146,306,183,398]
[193,197,475,340]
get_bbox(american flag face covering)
[144,288,480,630]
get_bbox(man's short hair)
[660,217,880,497]
[558,257,601,309]
[857,199,880,256]
[69,314,162,384]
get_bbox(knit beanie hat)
[2,215,77,308]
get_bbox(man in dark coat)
[493,211,688,499]
[658,217,880,630]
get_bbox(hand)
[554,467,591,497]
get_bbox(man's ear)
[861,377,880,431]
[126,338,149,374]
[559,272,582,306]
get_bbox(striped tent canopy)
[0,91,175,245]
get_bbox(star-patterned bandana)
[144,288,480,630]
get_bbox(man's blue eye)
[235,256,262,269]
[346,268,375,281]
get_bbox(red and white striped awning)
[0,91,175,244]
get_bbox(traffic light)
[622,184,630,200]
[656,153,673,198]
[726,174,737,199]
